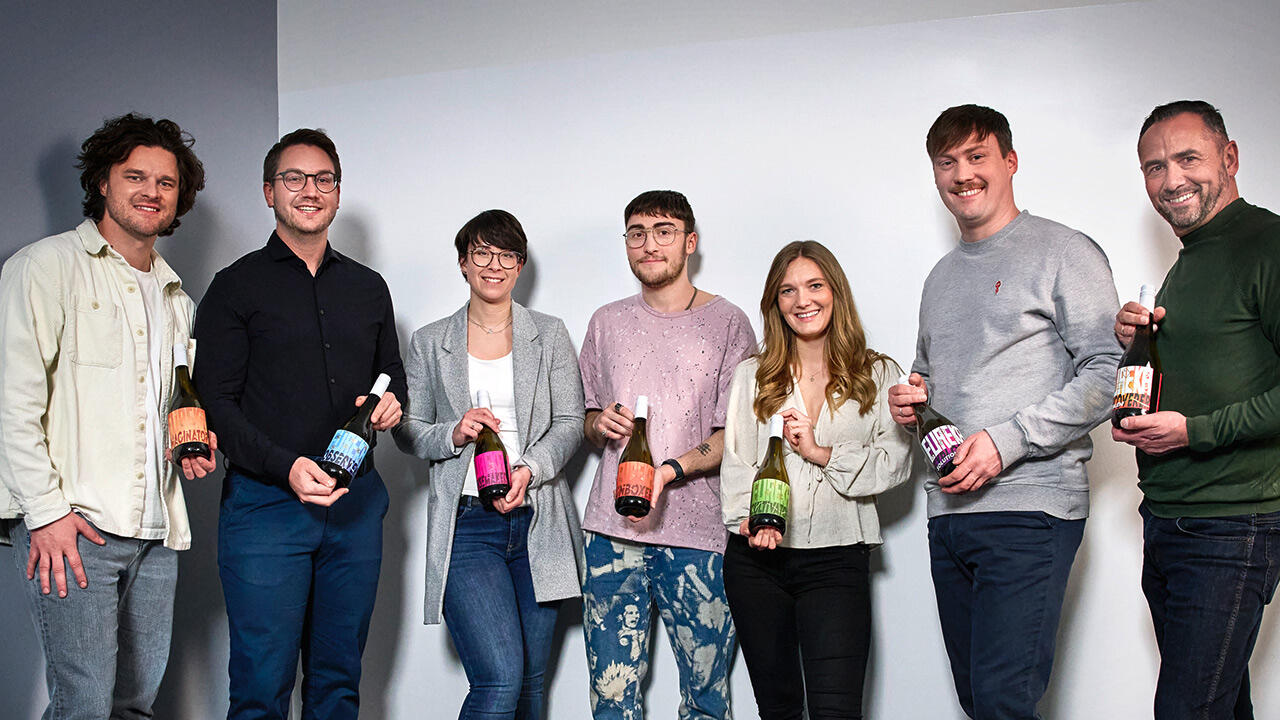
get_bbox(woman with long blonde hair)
[720,240,913,719]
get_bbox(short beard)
[1159,167,1229,230]
[630,251,687,289]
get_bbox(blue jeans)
[1141,503,1280,720]
[219,468,388,720]
[443,497,561,720]
[10,518,177,720]
[928,511,1084,720]
[581,531,735,720]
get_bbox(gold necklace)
[468,314,513,334]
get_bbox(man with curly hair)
[0,113,216,719]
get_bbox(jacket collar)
[76,219,184,291]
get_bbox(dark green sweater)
[1139,199,1280,517]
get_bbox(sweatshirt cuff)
[984,420,1029,467]
[1185,414,1215,453]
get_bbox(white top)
[721,356,914,548]
[130,264,169,538]
[464,353,522,497]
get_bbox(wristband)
[661,458,685,483]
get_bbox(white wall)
[275,1,1280,717]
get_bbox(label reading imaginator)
[750,477,789,519]
[1113,365,1154,412]
[474,450,510,489]
[922,425,963,473]
[167,407,208,450]
[615,461,655,501]
[321,429,369,478]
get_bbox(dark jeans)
[219,468,388,720]
[722,534,872,720]
[1140,503,1280,720]
[443,497,560,720]
[928,511,1084,720]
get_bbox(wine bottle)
[748,414,790,536]
[167,341,211,462]
[901,374,965,477]
[1113,284,1160,428]
[472,389,512,507]
[614,395,655,517]
[318,373,391,489]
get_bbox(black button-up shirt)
[193,232,407,482]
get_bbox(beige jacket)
[0,220,195,550]
[721,356,913,549]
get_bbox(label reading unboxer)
[321,430,368,478]
[167,407,209,450]
[922,425,963,473]
[474,450,510,490]
[1114,365,1154,411]
[615,461,654,501]
[750,477,789,519]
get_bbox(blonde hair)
[753,241,885,422]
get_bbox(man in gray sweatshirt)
[888,104,1121,720]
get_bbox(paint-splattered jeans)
[582,531,735,720]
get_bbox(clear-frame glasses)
[624,225,686,248]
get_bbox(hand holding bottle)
[172,430,219,480]
[938,431,1003,494]
[1115,302,1166,347]
[289,456,349,506]
[492,465,532,514]
[738,518,782,551]
[594,401,635,441]
[354,390,402,431]
[888,373,929,427]
[452,407,501,448]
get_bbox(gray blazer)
[392,301,586,624]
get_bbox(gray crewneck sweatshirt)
[912,211,1121,519]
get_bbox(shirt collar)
[76,219,183,290]
[266,231,344,268]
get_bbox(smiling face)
[460,240,523,303]
[264,143,340,240]
[1138,112,1239,236]
[625,213,696,289]
[97,145,180,242]
[777,256,833,342]
[931,132,1020,242]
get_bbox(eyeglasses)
[624,226,687,248]
[273,170,339,193]
[469,246,523,270]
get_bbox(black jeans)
[722,534,872,720]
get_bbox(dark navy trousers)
[218,467,388,720]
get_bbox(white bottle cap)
[1138,284,1156,310]
[475,389,491,408]
[768,414,784,438]
[370,373,391,397]
[173,342,189,367]
[634,395,649,419]
[897,373,910,386]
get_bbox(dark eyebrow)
[626,221,679,231]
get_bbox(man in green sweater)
[1115,100,1280,720]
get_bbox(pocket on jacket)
[68,298,122,368]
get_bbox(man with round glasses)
[193,128,406,720]
[579,190,755,719]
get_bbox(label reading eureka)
[615,461,654,501]
[167,407,208,450]
[922,425,963,473]
[1113,365,1154,411]
[321,430,369,477]
[750,477,789,519]
[474,450,510,490]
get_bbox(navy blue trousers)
[928,511,1084,720]
[218,468,388,720]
